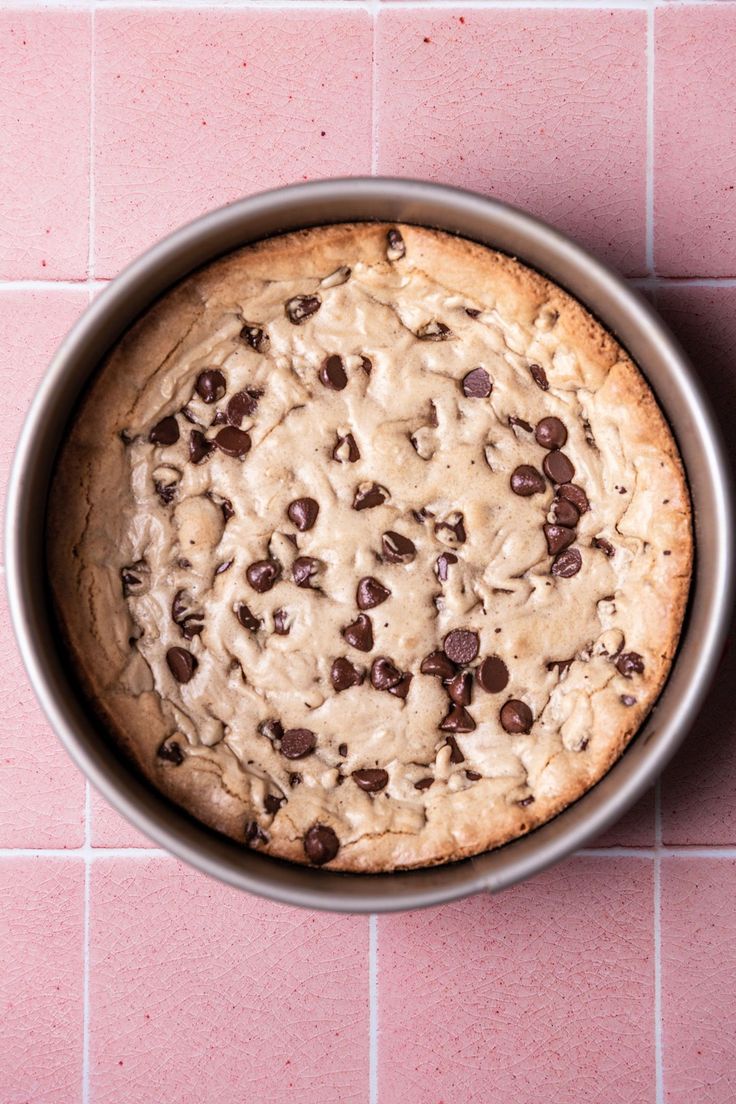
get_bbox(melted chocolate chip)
[547,658,574,675]
[215,560,233,576]
[245,821,269,846]
[166,647,198,684]
[446,671,473,706]
[246,559,281,593]
[382,531,416,563]
[273,608,290,635]
[443,629,479,666]
[236,603,261,632]
[357,577,391,610]
[319,354,348,390]
[552,496,580,527]
[616,652,645,679]
[352,768,389,793]
[417,320,453,341]
[332,431,360,463]
[414,777,434,790]
[157,739,184,765]
[500,699,533,734]
[434,515,466,544]
[535,416,567,450]
[509,415,533,432]
[288,497,319,532]
[264,794,285,815]
[353,483,389,511]
[172,590,203,639]
[462,367,492,398]
[543,450,575,484]
[558,483,589,514]
[285,295,321,325]
[436,552,458,582]
[149,416,179,446]
[420,651,457,680]
[280,728,316,759]
[195,369,226,404]
[529,363,549,391]
[211,410,227,427]
[342,614,374,652]
[592,537,615,557]
[620,694,637,706]
[189,430,214,464]
[227,389,262,426]
[466,770,482,782]
[154,479,177,505]
[370,657,402,691]
[240,323,269,353]
[441,708,475,735]
[478,655,509,694]
[551,547,582,578]
[386,228,406,261]
[544,523,576,556]
[518,795,535,807]
[121,561,148,597]
[289,773,302,788]
[510,465,546,497]
[215,426,251,458]
[259,719,284,743]
[304,824,339,865]
[388,673,413,699]
[293,557,320,589]
[331,658,364,692]
[338,743,348,757]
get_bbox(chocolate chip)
[382,531,416,563]
[121,561,148,597]
[293,557,320,589]
[166,647,198,684]
[216,496,235,522]
[434,515,466,544]
[195,369,226,404]
[592,537,615,557]
[281,728,316,759]
[462,367,492,398]
[361,356,372,375]
[215,426,251,458]
[331,658,364,692]
[543,450,575,485]
[446,671,472,706]
[319,354,348,390]
[558,483,589,514]
[552,496,580,527]
[157,739,184,765]
[245,820,269,846]
[227,389,262,426]
[289,773,302,787]
[246,559,281,593]
[211,410,227,426]
[236,603,261,632]
[441,699,476,735]
[443,629,479,665]
[465,307,481,318]
[544,523,576,556]
[342,614,373,652]
[547,658,574,675]
[154,479,177,505]
[466,770,482,782]
[386,228,406,261]
[288,497,319,532]
[420,651,457,680]
[500,699,533,734]
[332,431,360,463]
[551,547,582,578]
[353,483,389,511]
[620,694,637,706]
[149,416,179,446]
[509,415,533,432]
[172,590,203,639]
[414,777,434,790]
[417,320,453,341]
[478,655,509,694]
[189,430,214,464]
[370,657,402,691]
[240,323,269,353]
[518,795,535,807]
[435,552,458,582]
[387,673,413,699]
[304,824,339,865]
[264,794,285,815]
[529,364,549,390]
[535,416,567,450]
[285,295,321,325]
[352,769,389,793]
[357,578,390,613]
[510,465,546,497]
[259,719,284,742]
[616,652,645,679]
[337,743,348,758]
[273,608,290,635]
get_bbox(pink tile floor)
[1,3,735,1101]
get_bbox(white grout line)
[646,1,655,274]
[0,280,107,292]
[654,779,664,1104]
[82,783,91,1104]
[369,914,378,1104]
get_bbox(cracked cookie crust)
[47,223,692,872]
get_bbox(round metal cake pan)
[5,178,733,913]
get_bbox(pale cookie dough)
[47,223,692,871]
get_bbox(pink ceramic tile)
[89,858,369,1103]
[94,10,372,276]
[651,286,736,845]
[376,9,647,275]
[590,788,655,848]
[0,858,84,1102]
[0,585,85,848]
[379,857,655,1103]
[0,289,88,549]
[661,857,736,1102]
[655,6,736,276]
[0,12,90,279]
[90,789,155,848]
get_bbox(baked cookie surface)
[47,223,692,871]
